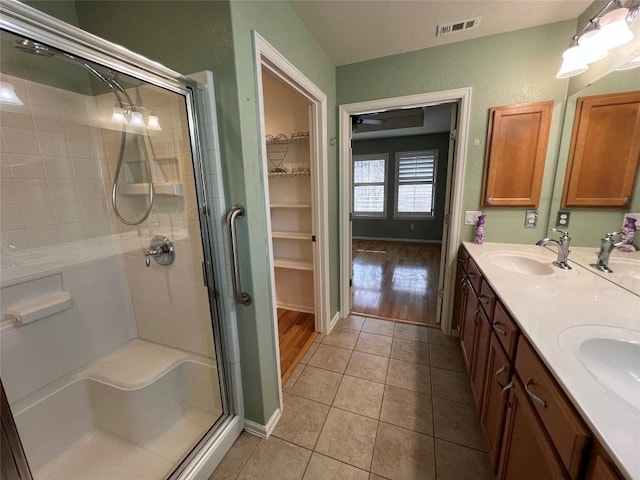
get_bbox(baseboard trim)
[328,311,340,333]
[276,302,314,314]
[352,236,442,244]
[243,408,282,439]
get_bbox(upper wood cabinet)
[561,91,640,208]
[481,101,554,207]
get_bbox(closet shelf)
[270,203,312,209]
[268,169,310,177]
[273,258,313,271]
[266,132,309,145]
[119,182,184,197]
[272,230,312,240]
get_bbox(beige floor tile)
[390,338,430,366]
[272,393,330,449]
[300,343,319,364]
[307,344,352,373]
[428,328,459,348]
[333,375,385,419]
[322,327,360,349]
[393,323,429,343]
[369,475,388,480]
[371,422,436,480]
[435,439,494,480]
[283,364,306,393]
[291,365,342,405]
[345,351,389,384]
[302,453,369,480]
[315,408,378,471]
[429,344,466,373]
[385,358,431,394]
[210,432,259,480]
[430,367,474,405]
[379,385,433,435]
[336,315,366,331]
[355,332,393,357]
[314,333,325,343]
[361,318,395,337]
[432,397,487,452]
[236,437,311,480]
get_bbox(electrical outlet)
[556,210,571,228]
[524,209,538,228]
[465,211,482,225]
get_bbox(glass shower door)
[0,22,233,480]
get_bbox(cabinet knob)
[623,197,631,205]
[486,197,494,204]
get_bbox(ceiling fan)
[352,113,385,131]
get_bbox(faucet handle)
[605,231,622,239]
[551,228,570,238]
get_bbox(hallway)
[211,317,492,480]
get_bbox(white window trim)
[353,153,388,218]
[393,149,437,219]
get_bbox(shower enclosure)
[0,2,242,479]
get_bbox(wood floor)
[277,308,317,383]
[351,240,441,325]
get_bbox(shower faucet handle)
[144,235,175,267]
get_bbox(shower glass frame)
[0,1,239,478]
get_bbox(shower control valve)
[145,235,175,267]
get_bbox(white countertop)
[462,242,640,479]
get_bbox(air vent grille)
[436,16,481,37]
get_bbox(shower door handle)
[226,205,252,306]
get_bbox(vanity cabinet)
[481,101,554,207]
[561,90,640,208]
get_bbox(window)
[395,150,437,217]
[353,154,388,217]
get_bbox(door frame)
[253,33,331,390]
[339,88,472,334]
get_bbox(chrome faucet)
[536,228,572,270]
[590,231,639,273]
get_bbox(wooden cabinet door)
[482,101,554,207]
[498,378,567,480]
[453,262,467,331]
[562,90,640,207]
[585,445,623,480]
[470,307,492,409]
[481,334,512,472]
[460,283,479,374]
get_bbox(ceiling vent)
[436,16,481,37]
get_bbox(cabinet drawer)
[516,337,591,479]
[492,301,519,359]
[467,257,483,294]
[478,278,496,318]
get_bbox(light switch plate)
[524,209,538,228]
[556,210,571,228]
[465,211,483,225]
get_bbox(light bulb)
[0,81,23,105]
[111,105,127,124]
[129,111,145,128]
[147,114,162,130]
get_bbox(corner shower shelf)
[273,257,313,271]
[120,182,184,197]
[271,230,312,241]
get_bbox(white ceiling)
[289,0,591,66]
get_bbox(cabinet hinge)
[450,129,457,141]
[349,212,353,222]
[438,288,444,299]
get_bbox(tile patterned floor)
[211,316,494,480]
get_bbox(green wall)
[352,133,449,241]
[337,21,577,245]
[228,0,338,423]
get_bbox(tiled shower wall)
[1,74,215,403]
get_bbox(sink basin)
[606,258,640,279]
[560,325,640,413]
[484,252,555,276]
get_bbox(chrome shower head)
[12,39,55,57]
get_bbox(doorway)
[253,34,330,390]
[340,89,472,334]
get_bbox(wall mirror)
[546,65,640,296]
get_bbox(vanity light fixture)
[128,110,146,128]
[109,103,162,130]
[146,112,162,130]
[616,50,640,69]
[0,81,23,105]
[111,104,127,124]
[556,0,639,79]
